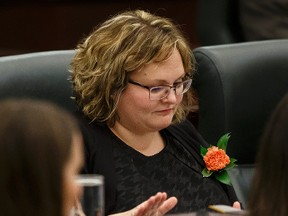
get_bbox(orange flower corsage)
[200,133,237,185]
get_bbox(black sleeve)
[74,112,117,214]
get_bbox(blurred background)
[1,0,287,56]
[0,0,247,57]
[0,0,198,56]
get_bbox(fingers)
[232,201,241,209]
[132,192,163,216]
[131,192,177,216]
[157,196,178,215]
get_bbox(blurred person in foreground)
[247,93,288,216]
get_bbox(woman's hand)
[111,192,177,216]
[232,201,241,209]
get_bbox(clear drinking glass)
[73,174,104,216]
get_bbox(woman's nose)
[163,88,178,103]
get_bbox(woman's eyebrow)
[153,74,186,83]
[154,73,186,82]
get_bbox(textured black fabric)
[76,112,238,214]
[167,120,238,205]
[111,129,232,213]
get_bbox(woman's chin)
[153,119,174,130]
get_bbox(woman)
[71,10,239,215]
[247,93,288,216]
[0,99,170,216]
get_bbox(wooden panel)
[0,1,199,56]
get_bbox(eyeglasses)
[128,78,192,100]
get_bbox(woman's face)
[116,49,185,133]
[62,133,84,216]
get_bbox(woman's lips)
[156,108,174,115]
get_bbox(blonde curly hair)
[71,10,196,127]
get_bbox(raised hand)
[111,192,177,216]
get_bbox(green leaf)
[215,170,231,185]
[217,133,231,151]
[200,146,208,157]
[224,158,237,170]
[225,162,236,170]
[230,158,237,163]
[202,168,213,177]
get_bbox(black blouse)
[76,112,238,215]
[111,130,231,213]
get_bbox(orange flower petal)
[204,146,230,171]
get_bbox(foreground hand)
[232,201,241,209]
[111,192,177,216]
